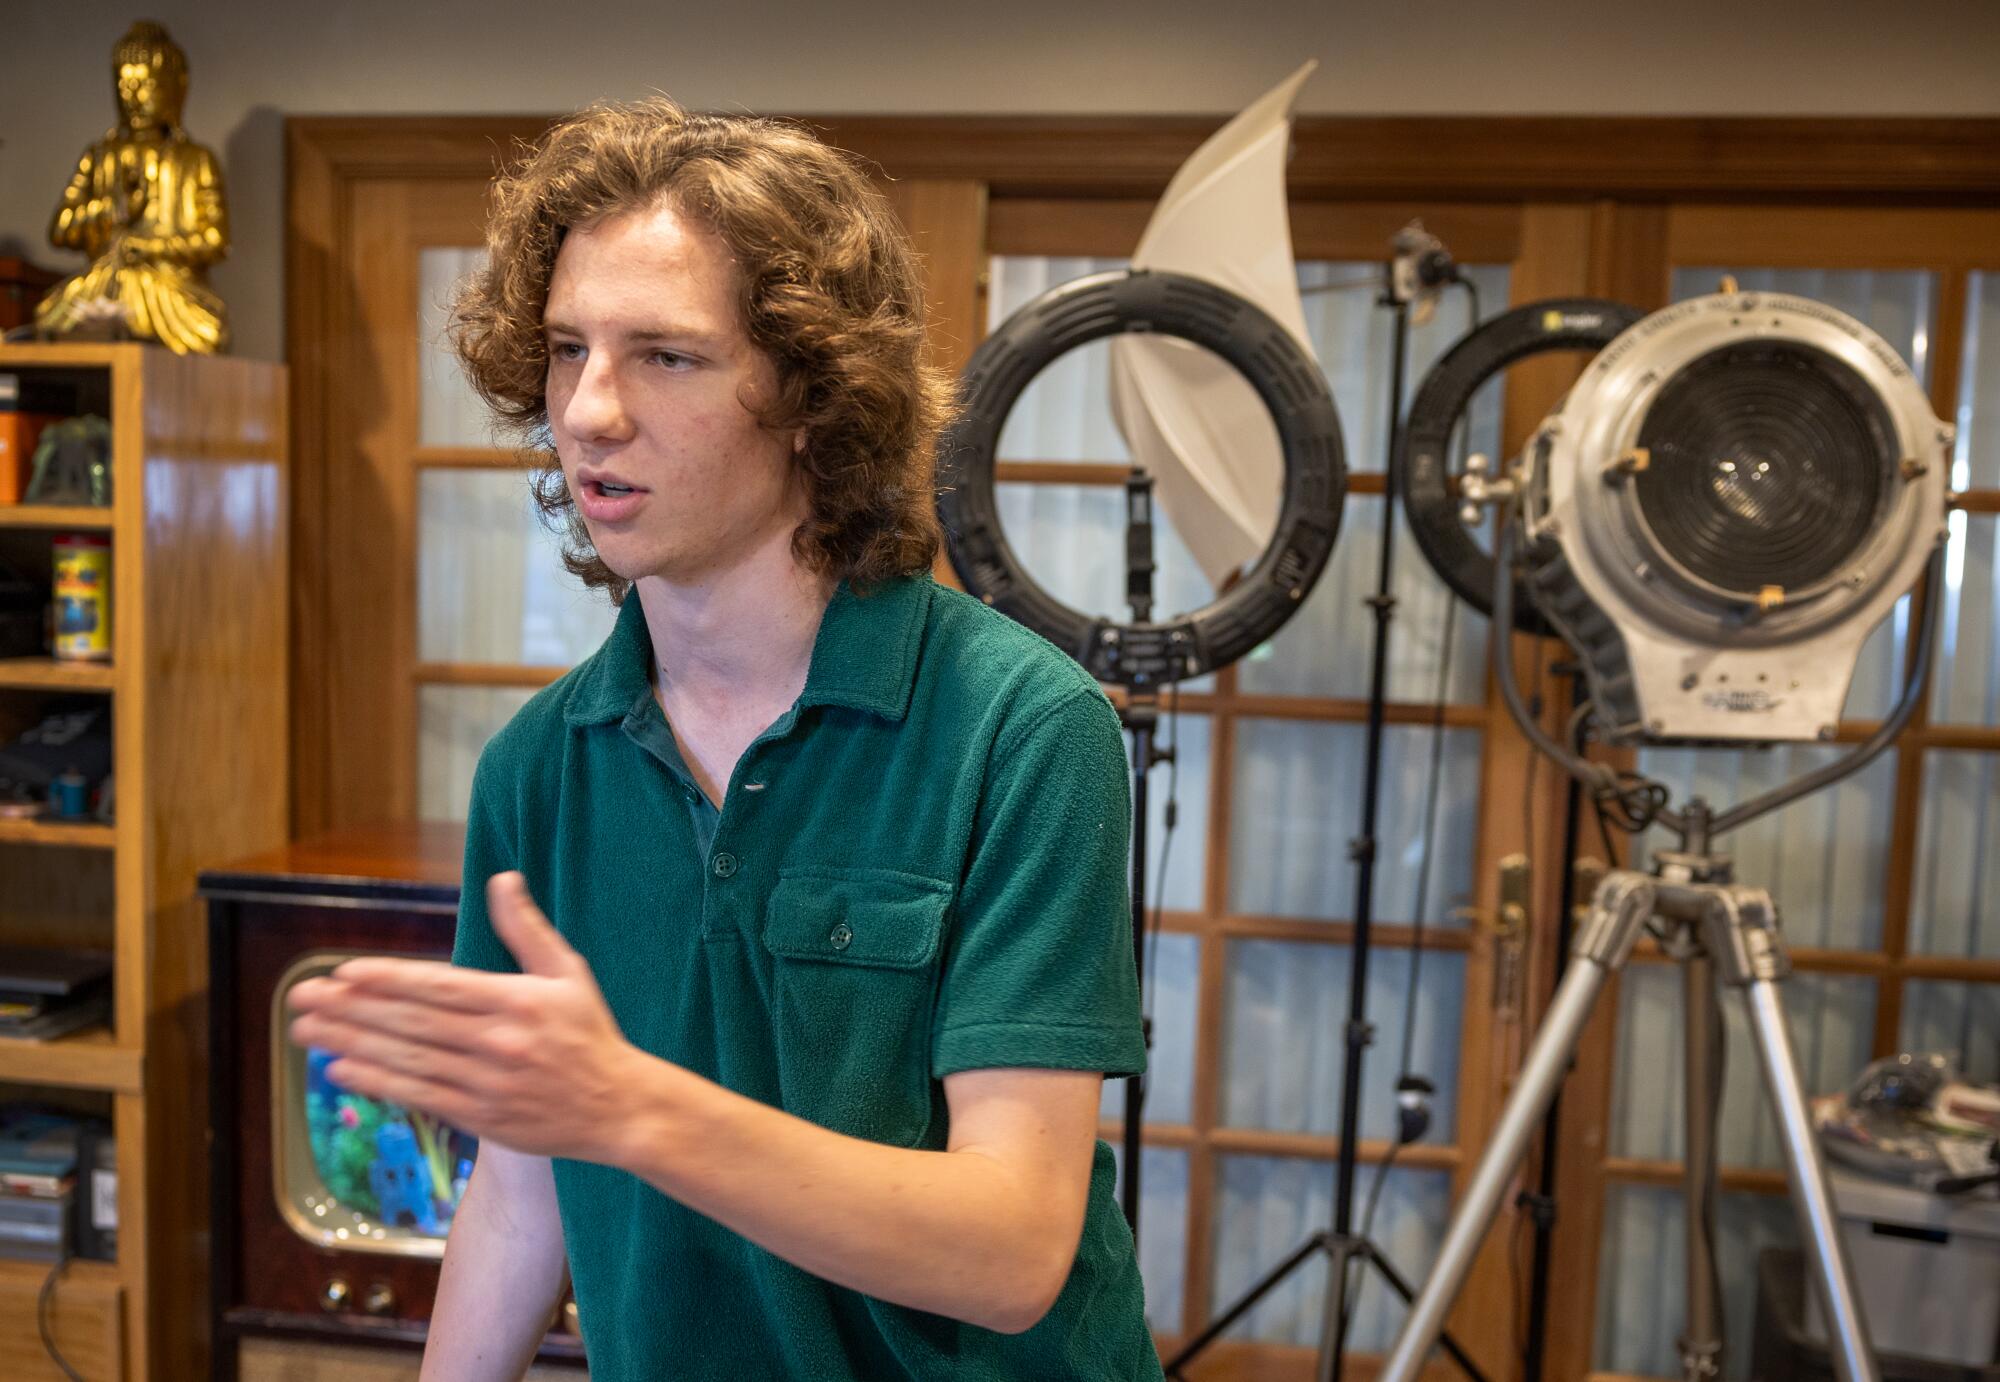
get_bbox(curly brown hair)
[449,96,951,599]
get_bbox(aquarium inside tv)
[270,953,478,1258]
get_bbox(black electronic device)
[74,1125,117,1262]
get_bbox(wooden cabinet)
[0,343,286,1381]
[201,826,584,1379]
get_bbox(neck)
[632,527,835,709]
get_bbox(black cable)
[1457,276,1482,337]
[1393,594,1456,1080]
[1336,590,1454,1325]
[1512,1201,1534,1362]
[1503,612,1550,1371]
[39,1251,86,1382]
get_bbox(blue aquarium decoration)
[302,1044,476,1239]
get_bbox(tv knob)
[318,1277,350,1313]
[362,1282,398,1316]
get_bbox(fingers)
[292,1010,475,1086]
[317,958,519,1014]
[321,1057,477,1129]
[290,991,488,1057]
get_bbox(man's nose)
[561,355,635,444]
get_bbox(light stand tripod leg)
[1680,954,1724,1382]
[1379,873,1658,1382]
[1356,1238,1492,1382]
[1164,1233,1329,1378]
[1702,889,1879,1382]
[1124,707,1154,1239]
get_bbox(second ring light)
[1393,297,1644,635]
[936,269,1346,687]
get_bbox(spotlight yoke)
[1519,292,1952,744]
[937,269,1346,688]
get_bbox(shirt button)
[712,852,738,879]
[829,923,853,951]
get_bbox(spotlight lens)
[1633,341,1896,598]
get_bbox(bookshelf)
[0,343,287,1382]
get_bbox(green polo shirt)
[452,573,1161,1381]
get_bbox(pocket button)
[829,923,853,951]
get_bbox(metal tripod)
[1375,526,1948,1382]
[1378,845,1877,1382]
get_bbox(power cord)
[39,1249,87,1382]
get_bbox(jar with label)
[52,533,111,661]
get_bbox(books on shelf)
[0,946,110,1041]
[0,1104,110,1263]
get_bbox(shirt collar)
[563,574,933,728]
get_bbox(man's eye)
[651,351,692,369]
[550,342,585,363]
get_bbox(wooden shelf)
[0,658,114,691]
[0,1027,140,1094]
[0,1255,120,1290]
[0,341,288,1382]
[0,817,115,849]
[0,505,115,531]
[0,1252,123,1381]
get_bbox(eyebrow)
[542,318,726,349]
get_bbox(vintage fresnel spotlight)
[1382,287,1954,1382]
[1505,289,1951,743]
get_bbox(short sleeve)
[451,746,523,976]
[931,686,1145,1080]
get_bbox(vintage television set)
[202,826,584,1379]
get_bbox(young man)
[285,98,1162,1380]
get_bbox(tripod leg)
[1358,1240,1493,1382]
[1378,872,1656,1382]
[1706,890,1879,1382]
[1741,976,1878,1382]
[1680,954,1724,1382]
[1164,1232,1328,1375]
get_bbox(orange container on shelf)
[0,373,66,505]
[52,534,111,661]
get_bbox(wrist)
[594,1045,692,1173]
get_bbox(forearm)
[609,1057,1075,1334]
[422,1147,568,1380]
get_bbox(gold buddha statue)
[36,22,230,355]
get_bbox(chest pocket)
[761,869,951,1145]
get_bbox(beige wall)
[4,0,1998,362]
